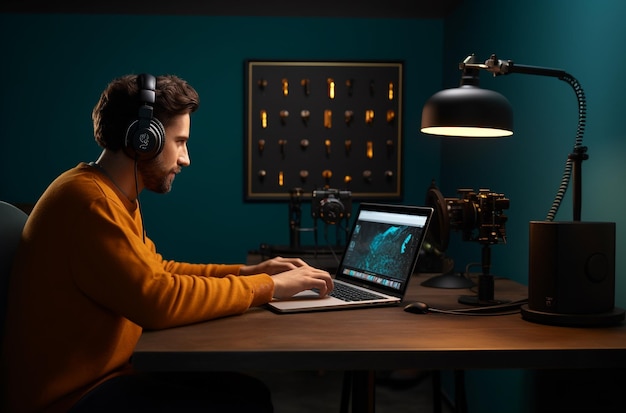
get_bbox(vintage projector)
[287,187,352,249]
[421,182,510,306]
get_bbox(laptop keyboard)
[328,282,385,302]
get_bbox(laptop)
[267,202,433,313]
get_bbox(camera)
[312,188,352,225]
[446,188,509,245]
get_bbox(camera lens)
[319,198,345,225]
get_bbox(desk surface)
[133,275,626,372]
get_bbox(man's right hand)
[270,265,334,299]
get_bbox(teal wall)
[439,0,626,308]
[440,1,626,412]
[0,14,442,263]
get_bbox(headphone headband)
[138,74,156,104]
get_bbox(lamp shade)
[421,84,514,137]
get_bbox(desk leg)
[432,370,442,413]
[454,370,468,413]
[340,372,351,413]
[340,371,376,413]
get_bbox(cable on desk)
[426,299,528,316]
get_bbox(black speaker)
[521,221,625,326]
[124,73,165,161]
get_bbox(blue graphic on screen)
[341,220,423,290]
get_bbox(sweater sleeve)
[69,191,275,330]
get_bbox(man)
[1,74,333,412]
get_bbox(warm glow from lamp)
[421,126,513,137]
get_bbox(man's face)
[138,113,191,194]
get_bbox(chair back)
[0,201,28,340]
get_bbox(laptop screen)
[336,203,432,297]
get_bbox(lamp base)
[528,221,617,314]
[421,272,475,289]
[521,305,625,327]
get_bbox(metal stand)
[458,244,510,306]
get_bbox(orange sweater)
[1,163,274,412]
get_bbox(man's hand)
[240,257,333,299]
[239,256,309,276]
[270,265,333,299]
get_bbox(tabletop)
[133,274,626,373]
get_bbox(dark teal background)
[440,2,626,411]
[0,14,442,262]
[1,1,625,411]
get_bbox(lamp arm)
[461,54,588,222]
[461,54,568,78]
[547,73,588,222]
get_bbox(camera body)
[312,188,352,225]
[446,188,509,245]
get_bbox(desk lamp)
[421,54,624,326]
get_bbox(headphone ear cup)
[124,73,165,161]
[124,115,165,161]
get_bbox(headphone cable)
[134,159,146,243]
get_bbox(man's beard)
[137,157,177,194]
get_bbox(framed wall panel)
[245,60,403,201]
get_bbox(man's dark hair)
[92,74,200,151]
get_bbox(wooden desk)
[133,275,626,411]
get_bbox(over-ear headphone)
[124,73,165,161]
